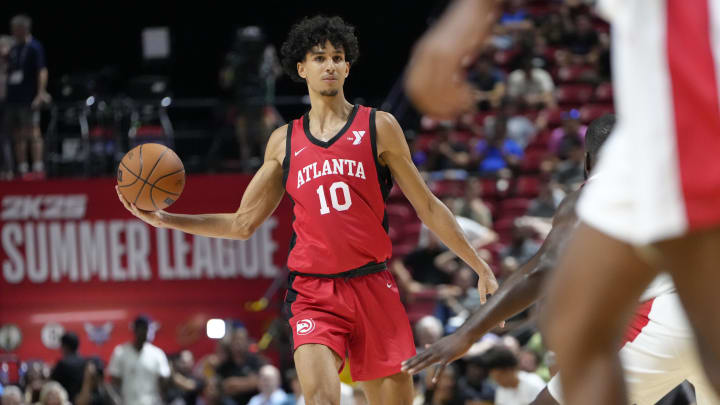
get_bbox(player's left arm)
[376,111,498,302]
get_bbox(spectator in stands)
[75,358,118,405]
[450,177,493,227]
[485,99,537,149]
[38,382,69,405]
[195,377,232,405]
[500,224,541,274]
[169,350,202,405]
[525,183,563,218]
[458,356,495,403]
[499,0,533,31]
[22,362,48,404]
[566,14,600,58]
[507,58,556,108]
[552,136,586,190]
[50,332,85,403]
[548,109,586,158]
[422,364,465,405]
[247,365,287,405]
[218,26,282,170]
[5,15,49,180]
[282,369,301,405]
[414,316,444,351]
[391,231,453,296]
[0,35,13,180]
[1,386,23,405]
[196,341,229,381]
[483,346,545,405]
[468,58,506,111]
[427,123,471,171]
[435,267,483,332]
[108,315,171,405]
[216,325,263,405]
[473,116,523,175]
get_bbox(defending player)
[401,115,719,405]
[405,1,720,403]
[117,15,497,405]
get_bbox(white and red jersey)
[282,105,393,275]
[579,0,720,244]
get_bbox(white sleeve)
[107,345,123,378]
[156,348,171,378]
[537,70,555,92]
[456,216,492,242]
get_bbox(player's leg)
[30,112,43,172]
[360,372,413,405]
[655,228,720,395]
[542,223,658,405]
[294,344,343,405]
[347,271,416,404]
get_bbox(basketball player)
[401,114,719,405]
[117,15,498,405]
[405,1,720,403]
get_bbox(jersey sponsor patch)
[296,318,316,335]
[350,130,365,145]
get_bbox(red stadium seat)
[494,217,516,245]
[480,178,499,199]
[555,65,595,83]
[555,84,594,106]
[499,197,532,217]
[520,149,546,174]
[594,82,613,103]
[494,49,520,67]
[414,133,436,152]
[515,176,542,198]
[431,179,466,198]
[580,104,615,124]
[541,108,564,127]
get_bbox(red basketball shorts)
[284,269,416,381]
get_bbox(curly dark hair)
[280,15,360,83]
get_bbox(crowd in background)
[0,1,700,405]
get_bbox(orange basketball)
[117,143,185,211]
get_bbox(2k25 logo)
[1,195,87,220]
[296,319,316,336]
[348,130,365,145]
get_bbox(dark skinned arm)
[402,189,582,379]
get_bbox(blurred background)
[0,1,695,405]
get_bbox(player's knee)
[302,385,340,405]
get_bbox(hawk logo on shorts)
[296,319,316,336]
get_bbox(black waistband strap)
[289,261,387,279]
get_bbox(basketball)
[117,143,185,211]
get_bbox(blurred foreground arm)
[405,0,502,119]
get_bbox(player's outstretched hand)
[401,333,474,382]
[115,186,167,228]
[476,266,499,304]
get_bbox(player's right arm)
[402,189,582,378]
[116,125,287,240]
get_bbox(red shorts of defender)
[284,269,416,381]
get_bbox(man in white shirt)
[485,346,545,405]
[506,59,555,109]
[108,316,171,405]
[248,365,288,405]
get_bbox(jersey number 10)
[316,182,352,215]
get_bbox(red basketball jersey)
[282,105,393,275]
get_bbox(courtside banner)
[0,174,292,368]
